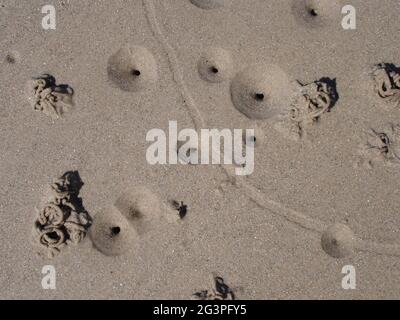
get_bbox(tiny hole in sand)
[131,69,141,76]
[309,8,318,17]
[254,93,264,101]
[110,226,121,236]
[210,66,219,74]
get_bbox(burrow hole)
[210,66,219,74]
[110,226,121,236]
[254,93,265,101]
[131,69,141,76]
[308,8,318,17]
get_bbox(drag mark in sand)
[142,0,400,258]
[142,0,205,132]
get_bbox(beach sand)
[1,0,400,299]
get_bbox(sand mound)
[189,0,225,10]
[321,223,355,258]
[291,0,342,28]
[107,45,158,92]
[90,207,138,256]
[197,47,233,83]
[230,64,293,119]
[114,186,162,234]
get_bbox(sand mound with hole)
[291,0,342,27]
[197,47,233,83]
[107,45,158,92]
[230,64,294,119]
[114,186,162,234]
[321,223,355,258]
[90,207,138,256]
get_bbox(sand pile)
[90,187,166,256]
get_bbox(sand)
[1,0,400,299]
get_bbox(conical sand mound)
[321,223,355,258]
[230,64,293,119]
[291,0,342,28]
[107,45,158,92]
[114,186,162,234]
[197,47,233,83]
[90,207,138,256]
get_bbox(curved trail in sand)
[142,0,400,258]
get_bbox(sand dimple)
[114,186,162,234]
[230,64,294,120]
[291,0,342,28]
[321,223,355,258]
[5,50,20,64]
[90,207,138,256]
[33,172,91,258]
[189,0,224,10]
[107,45,158,92]
[26,74,74,119]
[197,47,233,83]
